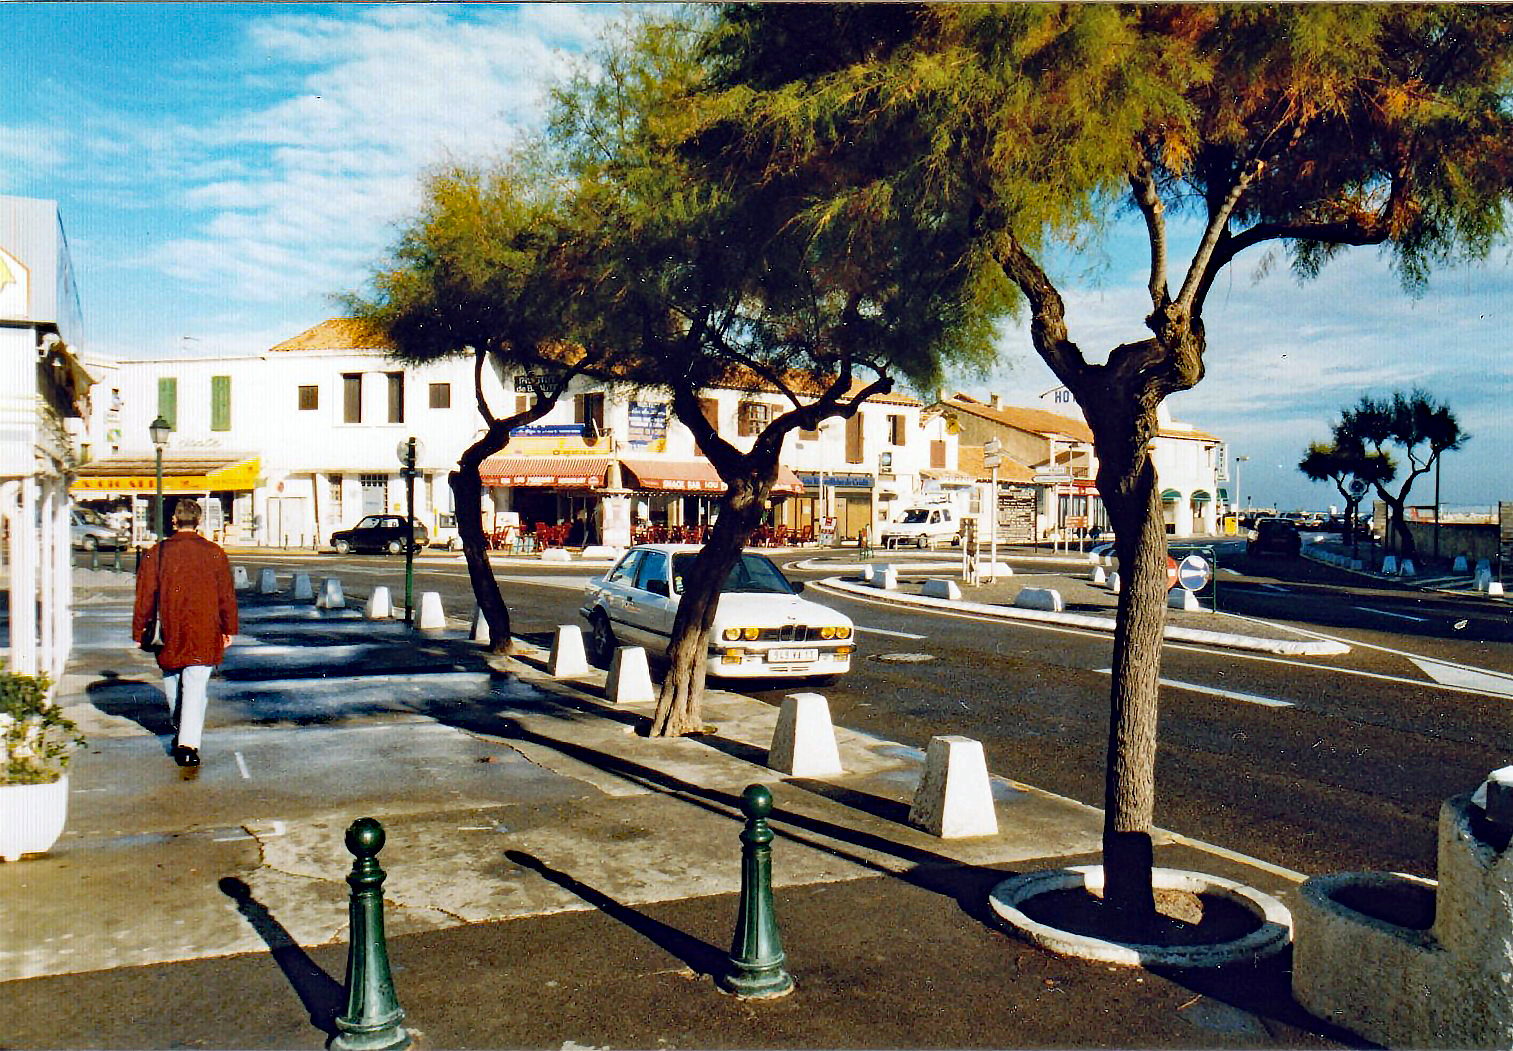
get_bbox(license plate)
[769,648,818,663]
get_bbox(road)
[229,544,1513,883]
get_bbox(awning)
[73,455,261,494]
[479,455,614,489]
[619,459,804,495]
[1160,488,1182,502]
[1190,489,1212,503]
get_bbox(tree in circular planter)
[1,673,86,862]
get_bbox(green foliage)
[1,672,85,786]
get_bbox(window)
[211,375,231,432]
[845,413,864,464]
[387,372,405,424]
[298,384,319,411]
[635,550,670,594]
[576,392,605,439]
[157,377,177,430]
[931,440,946,468]
[429,382,450,409]
[738,401,772,437]
[343,374,362,424]
[699,397,720,433]
[607,549,643,585]
[888,414,906,446]
[329,474,343,521]
[516,394,530,416]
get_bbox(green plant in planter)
[1,672,86,785]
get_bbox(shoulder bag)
[140,541,166,653]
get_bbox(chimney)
[989,393,1001,410]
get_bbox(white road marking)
[1409,658,1513,699]
[1256,583,1290,593]
[234,751,251,780]
[1095,669,1293,708]
[855,625,927,640]
[1355,606,1428,623]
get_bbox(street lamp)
[1232,455,1249,520]
[149,416,171,541]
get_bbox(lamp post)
[396,438,422,627]
[1232,455,1249,523]
[149,416,171,542]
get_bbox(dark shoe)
[172,746,200,767]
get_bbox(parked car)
[1246,517,1301,557]
[429,511,463,551]
[329,515,428,555]
[878,505,959,549]
[70,507,131,551]
[580,544,855,682]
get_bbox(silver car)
[71,507,131,551]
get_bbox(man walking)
[132,500,238,767]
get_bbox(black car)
[329,515,428,555]
[1247,517,1301,557]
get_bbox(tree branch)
[1128,159,1170,311]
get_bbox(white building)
[1,196,94,680]
[83,320,960,548]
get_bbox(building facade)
[1,195,94,680]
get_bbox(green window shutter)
[211,375,231,431]
[157,377,178,430]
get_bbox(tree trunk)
[649,475,769,737]
[1094,421,1168,933]
[1383,496,1416,559]
[450,461,511,653]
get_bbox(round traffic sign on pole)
[1165,556,1178,591]
[1178,554,1211,591]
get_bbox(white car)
[878,505,959,549]
[579,544,855,681]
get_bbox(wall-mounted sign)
[0,245,30,320]
[627,402,669,449]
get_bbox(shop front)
[72,454,260,544]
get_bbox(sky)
[2,3,1509,513]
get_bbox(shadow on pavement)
[85,669,173,742]
[218,876,344,1038]
[505,850,728,978]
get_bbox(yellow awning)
[73,456,260,494]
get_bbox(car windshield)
[899,509,930,523]
[75,507,107,526]
[671,552,796,596]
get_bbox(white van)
[878,505,959,549]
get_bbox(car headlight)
[723,627,741,642]
[722,627,761,642]
[834,625,852,640]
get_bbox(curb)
[815,577,1350,657]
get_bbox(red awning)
[479,456,614,489]
[618,459,804,496]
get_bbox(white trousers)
[163,665,213,750]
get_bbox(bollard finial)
[346,817,386,857]
[740,784,773,821]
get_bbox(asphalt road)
[228,545,1513,885]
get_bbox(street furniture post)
[719,784,794,999]
[150,415,170,542]
[332,818,410,1051]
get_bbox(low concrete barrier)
[317,578,345,610]
[257,568,278,594]
[768,693,842,777]
[1107,571,1120,593]
[232,565,250,590]
[868,564,899,590]
[469,606,490,644]
[540,547,571,564]
[1381,555,1399,575]
[365,586,394,620]
[1013,587,1063,613]
[1089,566,1106,585]
[291,572,314,601]
[908,735,998,839]
[549,625,589,678]
[417,591,446,630]
[1168,588,1200,611]
[921,578,961,601]
[607,646,655,704]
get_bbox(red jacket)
[132,532,239,671]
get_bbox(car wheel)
[82,536,98,552]
[448,537,461,551]
[387,539,404,555]
[334,539,352,555]
[916,535,928,550]
[587,610,616,668]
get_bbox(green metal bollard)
[718,784,795,999]
[114,546,122,572]
[331,818,411,1051]
[90,546,98,570]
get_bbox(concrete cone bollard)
[292,572,314,600]
[718,785,794,999]
[1107,570,1121,593]
[332,818,411,1051]
[549,625,590,678]
[365,587,394,620]
[607,646,655,704]
[232,565,250,590]
[317,578,346,610]
[768,693,843,777]
[258,568,278,594]
[908,735,999,838]
[416,591,446,630]
[1090,565,1106,585]
[470,607,491,645]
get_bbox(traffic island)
[988,865,1292,968]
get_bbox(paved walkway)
[0,566,1364,1048]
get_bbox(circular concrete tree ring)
[989,865,1293,968]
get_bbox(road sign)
[984,437,1002,455]
[984,454,1002,469]
[1178,553,1211,591]
[1165,555,1178,591]
[1034,473,1073,484]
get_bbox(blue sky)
[3,4,1509,513]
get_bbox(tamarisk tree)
[697,3,1513,925]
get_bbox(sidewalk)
[0,570,1356,1049]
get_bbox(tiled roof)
[268,319,393,353]
[955,444,1035,483]
[943,393,1094,443]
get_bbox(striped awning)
[479,456,614,489]
[619,459,805,496]
[73,455,261,494]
